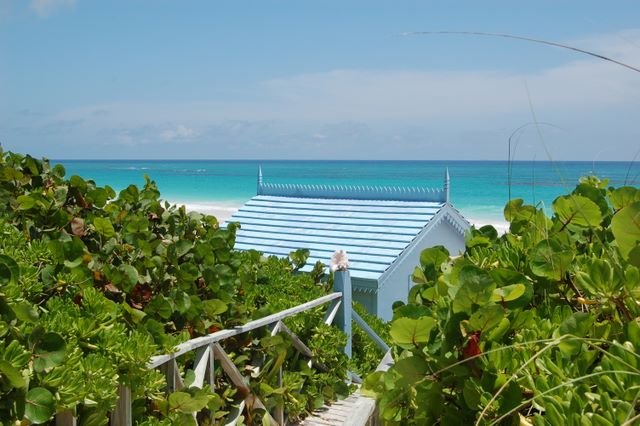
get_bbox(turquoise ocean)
[55,160,639,226]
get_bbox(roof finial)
[257,166,263,195]
[444,168,450,203]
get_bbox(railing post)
[55,409,76,426]
[110,384,132,426]
[332,250,352,358]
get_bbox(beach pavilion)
[225,169,470,320]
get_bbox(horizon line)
[48,158,635,164]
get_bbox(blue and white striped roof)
[225,170,454,281]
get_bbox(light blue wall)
[376,218,467,321]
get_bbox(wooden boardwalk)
[297,391,378,426]
[298,352,392,426]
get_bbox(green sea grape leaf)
[11,302,39,323]
[393,356,429,385]
[504,198,536,223]
[477,224,498,241]
[0,254,20,286]
[289,248,310,270]
[573,183,609,215]
[93,217,115,238]
[499,381,523,415]
[168,391,209,413]
[529,239,574,281]
[126,216,149,233]
[611,202,640,259]
[69,175,86,190]
[609,186,640,211]
[174,291,192,314]
[201,299,227,316]
[491,284,525,302]
[25,387,55,424]
[452,266,495,314]
[629,245,640,268]
[419,246,449,281]
[389,316,436,349]
[87,188,109,207]
[119,265,139,290]
[119,185,140,204]
[467,225,498,248]
[16,195,35,210]
[463,380,482,409]
[486,317,511,342]
[146,296,173,319]
[488,269,533,308]
[552,194,602,228]
[489,268,527,286]
[574,257,616,296]
[412,266,428,284]
[0,360,26,388]
[392,303,431,320]
[556,312,594,356]
[175,240,193,258]
[33,332,66,372]
[466,234,491,249]
[122,302,146,323]
[467,304,504,332]
[3,167,23,181]
[183,370,196,388]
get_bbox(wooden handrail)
[352,309,390,353]
[147,292,342,368]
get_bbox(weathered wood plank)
[193,345,211,389]
[270,321,281,336]
[341,393,376,426]
[148,293,341,369]
[376,349,394,372]
[212,343,279,426]
[323,299,341,325]
[278,322,328,372]
[204,343,216,390]
[110,385,132,426]
[352,310,389,353]
[224,400,246,426]
[160,359,184,392]
[298,392,376,426]
[55,410,76,426]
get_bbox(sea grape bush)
[364,176,640,425]
[0,150,377,425]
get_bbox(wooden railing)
[55,266,387,426]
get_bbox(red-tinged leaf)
[463,333,482,359]
[131,283,153,304]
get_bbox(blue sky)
[1,1,639,160]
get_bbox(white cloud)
[31,0,75,17]
[15,29,640,159]
[55,29,639,126]
[160,125,198,142]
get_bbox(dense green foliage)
[365,176,640,425]
[0,151,382,425]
